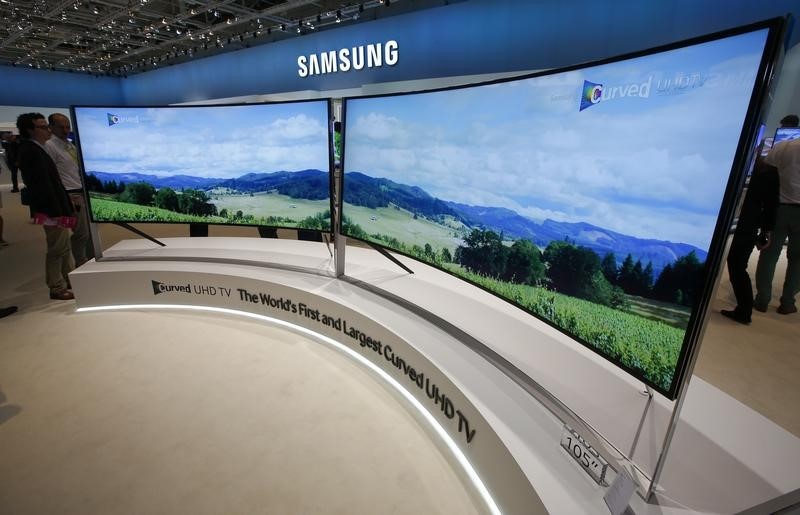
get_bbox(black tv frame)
[71,98,335,237]
[339,17,786,400]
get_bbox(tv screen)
[341,22,780,397]
[773,127,800,144]
[72,100,333,232]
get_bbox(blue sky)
[344,29,769,249]
[74,101,330,178]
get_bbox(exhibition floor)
[0,181,798,514]
[0,184,480,514]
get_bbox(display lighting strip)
[77,303,503,515]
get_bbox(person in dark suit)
[1,133,20,192]
[722,157,779,324]
[16,113,76,301]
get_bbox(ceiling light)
[336,10,341,22]
[213,10,219,18]
[189,8,196,15]
[226,18,232,25]
[161,17,167,24]
[92,5,98,14]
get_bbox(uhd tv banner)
[342,22,780,397]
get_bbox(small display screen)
[73,100,333,232]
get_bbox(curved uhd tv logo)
[579,77,653,111]
[107,113,141,126]
[152,280,191,295]
[580,80,603,111]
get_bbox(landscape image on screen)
[342,28,771,394]
[73,101,331,231]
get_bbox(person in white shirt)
[45,113,93,266]
[755,114,800,315]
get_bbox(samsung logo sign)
[298,40,399,77]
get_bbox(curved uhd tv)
[341,19,784,398]
[72,100,333,232]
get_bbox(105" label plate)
[560,425,609,485]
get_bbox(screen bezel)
[339,17,786,399]
[71,98,335,235]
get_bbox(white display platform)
[70,237,800,514]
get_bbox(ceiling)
[0,0,450,76]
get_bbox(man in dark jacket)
[16,113,76,300]
[722,158,779,324]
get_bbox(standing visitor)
[15,113,76,301]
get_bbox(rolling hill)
[344,172,708,272]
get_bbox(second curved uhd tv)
[341,19,784,398]
[72,100,333,233]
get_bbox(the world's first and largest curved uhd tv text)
[72,100,333,233]
[340,20,783,398]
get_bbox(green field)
[343,202,467,250]
[90,193,329,228]
[90,196,226,223]
[210,191,330,220]
[442,263,683,391]
[627,295,691,329]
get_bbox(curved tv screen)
[341,21,781,397]
[72,100,332,232]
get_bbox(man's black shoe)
[0,306,18,319]
[721,309,751,325]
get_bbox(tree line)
[344,221,704,309]
[89,177,218,217]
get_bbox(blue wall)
[1,0,797,107]
[0,66,123,108]
[122,0,800,104]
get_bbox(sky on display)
[74,101,330,178]
[344,30,769,250]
